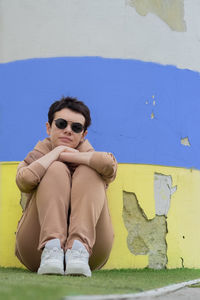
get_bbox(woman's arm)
[16,160,46,193]
[59,151,117,184]
[16,145,78,193]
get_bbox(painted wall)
[1,0,200,269]
[1,0,200,71]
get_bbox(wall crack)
[181,257,185,268]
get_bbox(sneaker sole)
[65,265,91,277]
[38,264,64,275]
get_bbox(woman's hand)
[35,145,79,169]
[51,145,79,160]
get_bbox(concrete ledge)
[63,278,200,300]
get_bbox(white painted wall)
[0,0,200,71]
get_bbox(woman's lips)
[59,137,72,142]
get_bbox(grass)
[1,267,200,300]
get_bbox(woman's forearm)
[60,151,117,184]
[36,151,58,169]
[16,146,79,192]
[59,152,93,166]
[37,145,79,169]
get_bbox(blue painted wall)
[0,57,200,168]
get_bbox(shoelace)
[44,248,63,260]
[68,249,88,260]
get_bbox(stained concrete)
[123,191,167,269]
[127,0,186,32]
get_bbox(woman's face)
[46,108,87,149]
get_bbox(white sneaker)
[37,238,64,275]
[65,240,91,277]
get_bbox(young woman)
[15,97,117,277]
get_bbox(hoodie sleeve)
[16,160,46,193]
[88,152,117,184]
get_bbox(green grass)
[1,267,200,300]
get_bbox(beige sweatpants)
[15,161,114,272]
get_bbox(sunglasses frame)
[54,118,85,133]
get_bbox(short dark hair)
[48,96,91,131]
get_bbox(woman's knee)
[46,161,70,177]
[73,165,104,185]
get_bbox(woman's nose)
[64,124,72,133]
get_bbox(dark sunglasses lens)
[55,119,67,129]
[71,123,84,133]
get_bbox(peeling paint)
[123,191,168,269]
[127,0,186,32]
[154,173,177,216]
[181,137,191,147]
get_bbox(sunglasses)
[54,118,84,133]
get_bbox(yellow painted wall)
[0,162,23,268]
[1,162,200,269]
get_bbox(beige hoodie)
[16,138,117,210]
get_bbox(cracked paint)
[123,191,168,269]
[127,0,186,32]
[154,173,177,216]
[181,137,191,147]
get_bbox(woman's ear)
[46,122,51,136]
[81,130,88,141]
